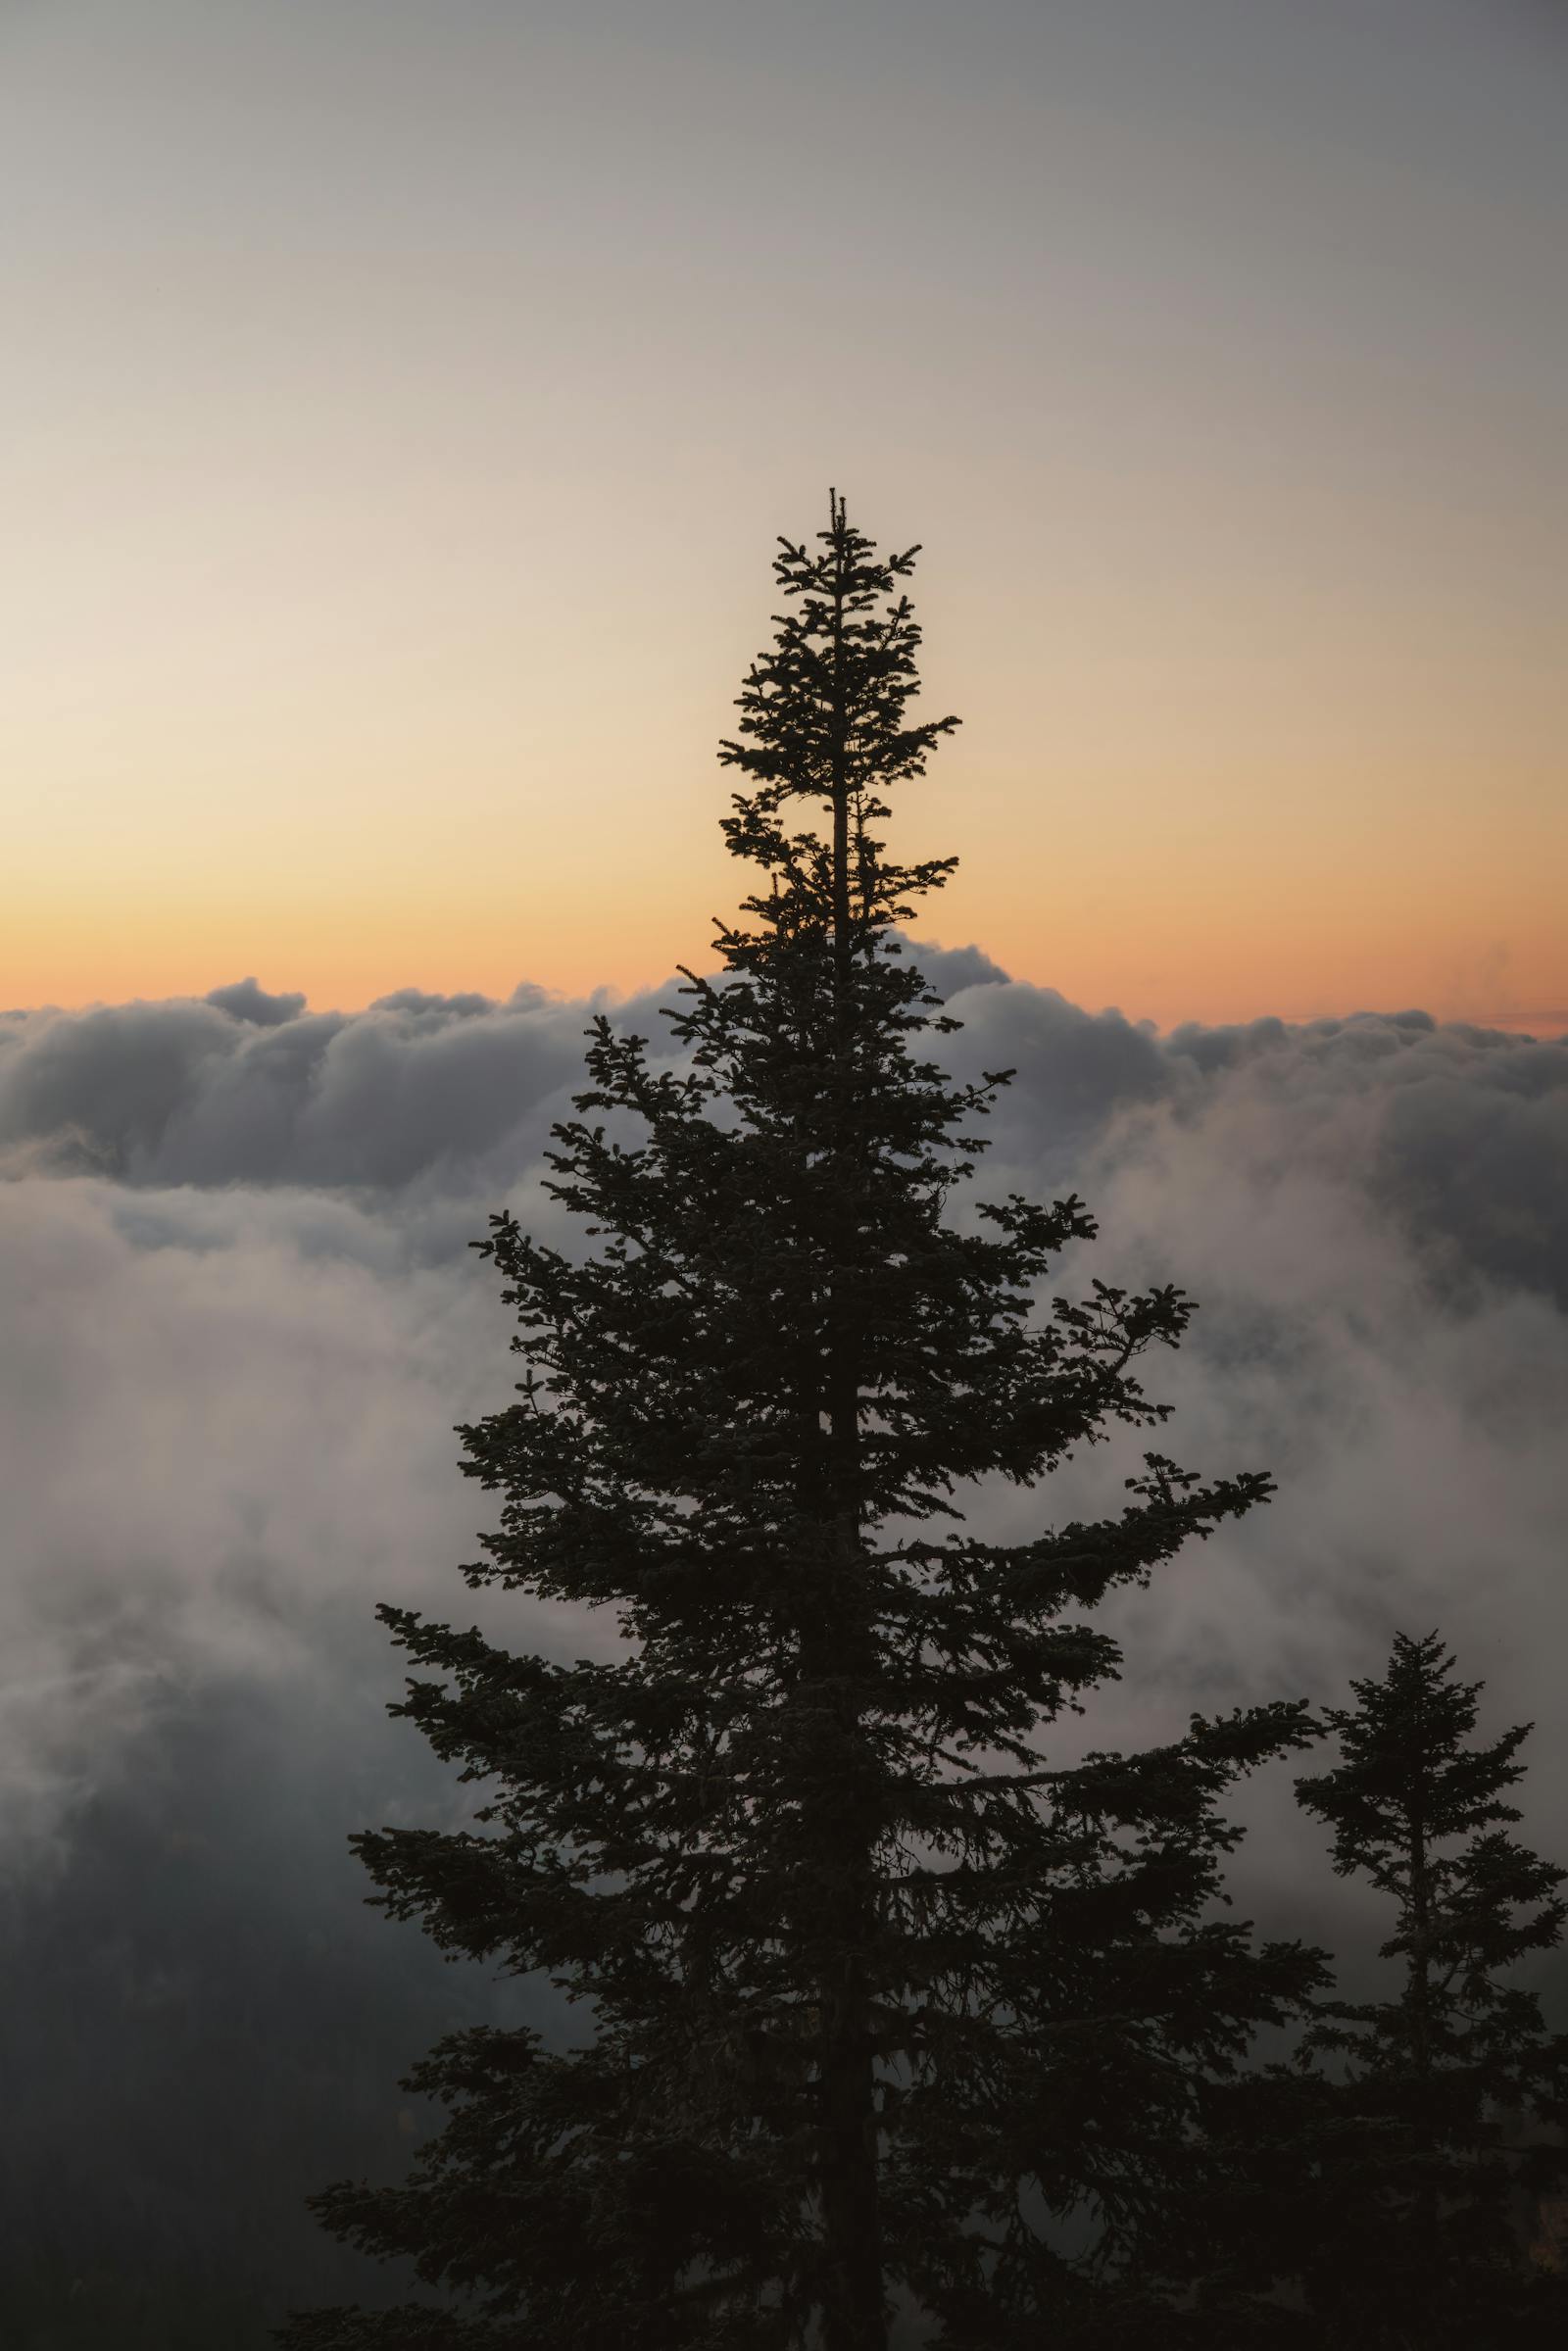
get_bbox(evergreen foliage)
[1295,1632,1568,2345]
[1209,1633,1568,2348]
[280,496,1324,2351]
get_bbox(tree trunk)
[1406,1790,1441,2294]
[811,499,887,2351]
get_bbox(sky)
[4,0,1565,1028]
[2,7,1567,2338]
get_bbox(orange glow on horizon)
[9,763,1564,1037]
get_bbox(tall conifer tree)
[282,498,1321,2351]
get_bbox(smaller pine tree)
[1284,1632,1568,2348]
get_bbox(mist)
[3,956,1565,2340]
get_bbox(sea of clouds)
[3,946,1565,2324]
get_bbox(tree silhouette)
[1293,1631,1568,2345]
[1213,1633,1568,2348]
[280,496,1321,2351]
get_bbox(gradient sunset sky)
[5,0,1564,1029]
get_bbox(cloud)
[945,981,1568,1308]
[0,1162,600,2337]
[204,975,308,1027]
[902,936,1010,998]
[0,1177,479,1856]
[6,963,1563,1296]
[0,983,594,1192]
[3,959,1565,1835]
[3,959,1565,1853]
[1,956,1565,2329]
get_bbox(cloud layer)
[6,957,1563,1298]
[3,954,1565,2336]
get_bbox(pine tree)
[280,496,1323,2351]
[1283,1632,1568,2348]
